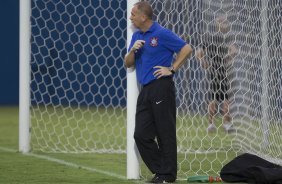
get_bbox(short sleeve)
[128,33,137,52]
[160,29,186,53]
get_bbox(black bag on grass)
[220,153,282,184]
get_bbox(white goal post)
[126,0,140,180]
[19,0,282,180]
[19,0,31,153]
[19,0,141,179]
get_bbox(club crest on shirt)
[150,37,158,47]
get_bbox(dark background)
[0,0,19,104]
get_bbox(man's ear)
[141,14,147,23]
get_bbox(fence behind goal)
[22,0,282,179]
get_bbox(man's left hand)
[153,66,173,79]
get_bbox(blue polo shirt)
[128,22,186,85]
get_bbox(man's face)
[130,6,143,29]
[216,17,230,34]
[218,21,230,34]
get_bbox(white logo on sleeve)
[156,100,163,104]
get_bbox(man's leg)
[207,100,217,132]
[223,100,231,123]
[208,78,219,132]
[150,78,177,181]
[134,88,162,174]
[222,100,234,132]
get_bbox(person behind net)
[124,2,192,183]
[195,16,237,133]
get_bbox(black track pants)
[134,77,177,180]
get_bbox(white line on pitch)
[0,146,128,180]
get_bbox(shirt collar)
[139,21,159,34]
[146,21,159,33]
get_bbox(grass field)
[0,106,134,184]
[0,106,244,183]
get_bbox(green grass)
[0,106,134,184]
[28,106,239,177]
[0,106,251,183]
[30,105,127,152]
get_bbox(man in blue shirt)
[125,2,192,183]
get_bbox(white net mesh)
[146,0,282,177]
[30,0,127,153]
[29,0,282,178]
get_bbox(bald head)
[134,2,153,20]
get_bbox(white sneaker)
[207,123,216,133]
[223,123,235,133]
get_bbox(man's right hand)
[125,40,145,68]
[195,48,209,69]
[131,40,145,53]
[195,48,205,61]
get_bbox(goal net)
[148,0,282,177]
[25,0,281,179]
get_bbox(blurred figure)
[195,16,237,133]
